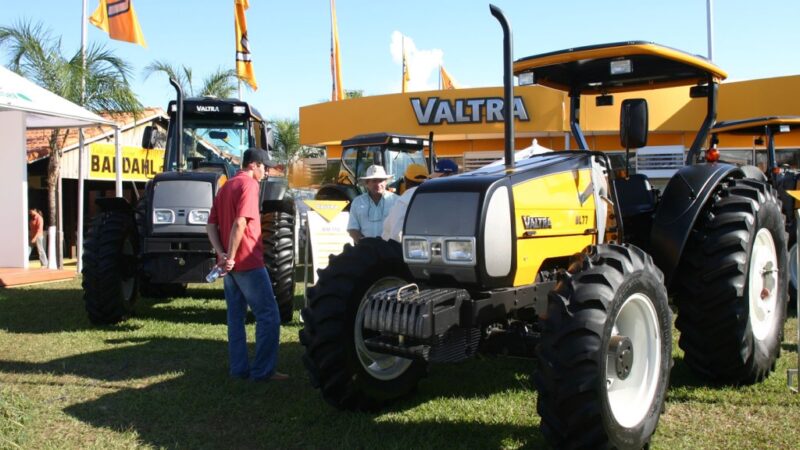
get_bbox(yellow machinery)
[300,5,789,448]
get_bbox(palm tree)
[0,20,141,264]
[143,61,242,98]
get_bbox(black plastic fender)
[95,196,133,213]
[650,162,744,286]
[739,164,767,182]
[261,178,288,202]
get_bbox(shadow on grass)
[1,335,544,448]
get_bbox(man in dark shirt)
[206,148,288,382]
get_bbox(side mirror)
[142,125,156,149]
[620,98,648,149]
[264,125,275,151]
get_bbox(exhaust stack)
[490,4,515,170]
[169,77,184,172]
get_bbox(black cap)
[242,148,277,167]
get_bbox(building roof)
[26,107,167,162]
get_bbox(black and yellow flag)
[235,0,258,91]
[440,65,459,90]
[89,0,147,47]
[401,36,410,93]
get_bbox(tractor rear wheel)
[262,208,296,323]
[674,178,788,384]
[299,238,427,411]
[82,210,139,325]
[536,244,672,450]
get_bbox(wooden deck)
[0,263,77,287]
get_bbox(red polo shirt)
[208,171,264,271]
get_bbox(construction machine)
[299,6,788,448]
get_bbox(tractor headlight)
[188,209,210,224]
[153,209,175,224]
[444,238,476,265]
[403,237,430,262]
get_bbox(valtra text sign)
[410,96,530,125]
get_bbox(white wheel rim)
[606,292,661,429]
[354,276,413,381]
[789,243,797,291]
[748,228,779,341]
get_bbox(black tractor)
[82,79,296,325]
[712,116,800,303]
[299,5,788,449]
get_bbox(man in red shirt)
[206,148,288,382]
[28,209,48,268]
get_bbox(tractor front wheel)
[536,244,672,449]
[262,208,296,323]
[299,238,427,411]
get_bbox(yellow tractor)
[300,5,788,448]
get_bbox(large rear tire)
[299,238,427,411]
[536,244,672,450]
[82,210,139,325]
[674,178,788,384]
[262,208,296,323]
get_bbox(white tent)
[0,65,120,269]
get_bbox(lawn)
[1,277,798,449]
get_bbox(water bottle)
[206,266,223,283]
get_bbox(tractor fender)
[315,183,359,202]
[261,178,288,202]
[650,162,744,286]
[95,196,134,213]
[739,164,768,182]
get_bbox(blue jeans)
[223,267,280,379]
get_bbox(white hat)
[359,165,393,181]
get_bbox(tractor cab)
[143,97,276,180]
[514,41,729,260]
[711,116,800,183]
[315,133,433,201]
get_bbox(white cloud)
[390,31,443,92]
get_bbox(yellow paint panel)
[514,234,593,286]
[511,169,596,286]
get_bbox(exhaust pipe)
[428,131,436,174]
[169,77,184,172]
[490,4,514,170]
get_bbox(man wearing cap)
[206,148,288,382]
[348,165,398,244]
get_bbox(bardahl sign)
[410,96,530,125]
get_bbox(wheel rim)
[606,292,661,429]
[121,236,135,301]
[354,276,414,381]
[748,228,779,341]
[789,243,797,292]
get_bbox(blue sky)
[3,1,800,119]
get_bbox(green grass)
[1,278,798,449]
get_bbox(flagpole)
[76,0,88,272]
[706,0,714,60]
[401,36,405,93]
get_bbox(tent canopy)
[0,65,114,129]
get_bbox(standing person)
[434,158,460,176]
[347,165,398,244]
[28,209,48,268]
[206,148,289,382]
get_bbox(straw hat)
[359,165,392,181]
[404,164,429,183]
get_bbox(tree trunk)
[46,129,66,268]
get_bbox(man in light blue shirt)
[347,165,398,244]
